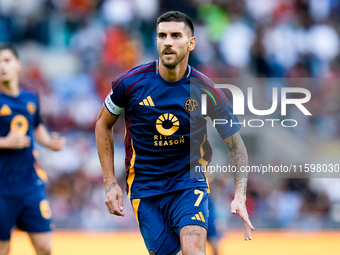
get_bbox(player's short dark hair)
[157,11,194,36]
[0,43,19,59]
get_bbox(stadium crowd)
[1,0,340,230]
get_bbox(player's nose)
[164,37,173,46]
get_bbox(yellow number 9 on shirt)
[10,115,29,134]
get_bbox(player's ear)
[17,60,22,73]
[188,36,196,52]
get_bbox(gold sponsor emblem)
[156,113,179,136]
[10,115,29,134]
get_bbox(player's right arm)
[0,130,31,149]
[224,131,254,240]
[95,105,125,217]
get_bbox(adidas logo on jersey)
[139,96,155,107]
[0,104,12,116]
[191,212,206,222]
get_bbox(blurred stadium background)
[1,0,340,254]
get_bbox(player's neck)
[0,80,20,97]
[158,59,188,82]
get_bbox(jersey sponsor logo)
[27,102,36,115]
[156,113,179,136]
[154,135,185,146]
[191,211,206,222]
[154,113,186,146]
[185,98,198,112]
[139,95,155,106]
[10,115,29,134]
[0,104,12,116]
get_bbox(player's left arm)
[224,131,254,240]
[34,124,66,151]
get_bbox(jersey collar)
[155,60,192,79]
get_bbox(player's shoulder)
[127,61,156,73]
[190,66,231,107]
[0,89,39,101]
[112,61,156,87]
[190,66,215,89]
[20,89,39,101]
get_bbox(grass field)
[9,230,340,254]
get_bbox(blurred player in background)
[0,43,66,255]
[96,11,253,255]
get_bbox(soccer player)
[95,11,254,255]
[0,43,66,255]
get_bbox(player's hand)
[48,132,66,151]
[231,195,254,240]
[105,182,125,217]
[5,130,31,149]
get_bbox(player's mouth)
[163,50,175,56]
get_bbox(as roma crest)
[184,98,198,112]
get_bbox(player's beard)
[160,51,186,69]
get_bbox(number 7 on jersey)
[194,189,204,207]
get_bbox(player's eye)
[173,33,181,38]
[158,33,166,39]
